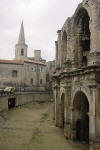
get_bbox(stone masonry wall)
[0,92,53,112]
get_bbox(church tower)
[15,21,28,60]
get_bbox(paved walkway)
[0,102,88,150]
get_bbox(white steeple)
[18,21,25,44]
[15,21,28,60]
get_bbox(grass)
[40,113,48,123]
[31,127,41,141]
[0,111,8,121]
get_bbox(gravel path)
[0,102,88,150]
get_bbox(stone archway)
[72,91,89,143]
[73,7,90,68]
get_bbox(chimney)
[34,50,41,61]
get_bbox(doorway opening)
[73,91,89,143]
[8,97,16,109]
[75,7,90,67]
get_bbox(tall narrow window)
[32,66,36,72]
[21,49,24,56]
[12,70,18,78]
[40,66,43,73]
[40,79,42,85]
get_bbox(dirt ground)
[0,102,88,150]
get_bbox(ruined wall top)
[55,0,100,70]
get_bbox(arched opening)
[73,91,89,144]
[21,49,24,56]
[74,8,90,67]
[61,93,65,128]
[61,31,67,67]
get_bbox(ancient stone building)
[46,60,55,90]
[52,0,100,149]
[0,22,47,91]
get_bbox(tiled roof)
[0,58,46,66]
[0,59,23,65]
[24,59,46,66]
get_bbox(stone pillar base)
[89,141,100,150]
[70,129,76,140]
[89,52,100,66]
[64,124,71,139]
[64,124,76,140]
[55,117,63,128]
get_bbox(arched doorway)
[73,91,89,143]
[61,93,65,128]
[74,7,90,67]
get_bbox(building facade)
[52,0,100,149]
[46,60,55,90]
[0,22,47,91]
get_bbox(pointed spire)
[18,21,25,44]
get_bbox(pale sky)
[0,0,82,61]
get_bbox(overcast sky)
[0,0,82,61]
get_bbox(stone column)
[78,35,83,67]
[55,41,58,68]
[63,84,73,139]
[89,3,100,66]
[71,35,78,69]
[57,30,61,68]
[89,86,96,150]
[54,85,61,127]
[52,87,55,120]
[89,85,100,150]
[66,35,70,60]
[70,106,76,140]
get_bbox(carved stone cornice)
[88,85,97,89]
